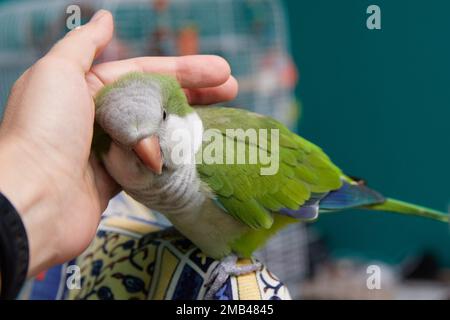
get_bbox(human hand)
[0,10,238,276]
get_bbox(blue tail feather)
[319,181,385,211]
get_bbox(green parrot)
[93,72,448,299]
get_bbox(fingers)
[184,75,239,105]
[47,10,114,72]
[90,55,230,88]
[87,55,236,103]
[89,154,121,212]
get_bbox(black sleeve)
[0,192,29,300]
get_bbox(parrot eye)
[163,110,167,121]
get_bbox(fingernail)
[90,9,107,22]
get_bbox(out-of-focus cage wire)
[0,0,306,298]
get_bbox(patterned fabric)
[19,213,291,300]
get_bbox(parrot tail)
[365,198,449,223]
[318,180,449,223]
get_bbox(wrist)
[0,136,59,276]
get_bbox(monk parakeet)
[93,72,448,299]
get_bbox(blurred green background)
[284,0,450,266]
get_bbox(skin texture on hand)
[0,10,238,277]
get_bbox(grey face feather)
[96,79,164,147]
[94,74,206,216]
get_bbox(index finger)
[86,55,232,96]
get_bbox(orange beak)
[133,135,163,175]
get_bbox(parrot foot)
[204,255,262,300]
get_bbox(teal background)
[284,0,450,265]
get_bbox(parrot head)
[94,72,203,187]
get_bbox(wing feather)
[196,107,342,229]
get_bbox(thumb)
[47,9,114,72]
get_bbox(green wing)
[196,107,343,230]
